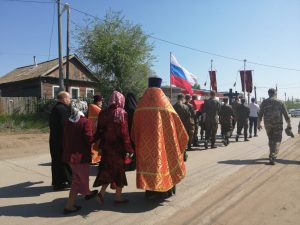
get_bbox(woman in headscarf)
[62,108,98,214]
[87,95,103,164]
[93,91,134,204]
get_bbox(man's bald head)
[57,91,71,106]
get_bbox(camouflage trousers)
[220,121,232,138]
[237,120,249,138]
[266,126,283,159]
[205,121,218,144]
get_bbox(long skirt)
[69,163,90,195]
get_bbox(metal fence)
[0,97,38,114]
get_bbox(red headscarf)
[108,91,126,123]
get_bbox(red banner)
[209,70,217,92]
[240,70,253,93]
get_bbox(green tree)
[76,11,154,99]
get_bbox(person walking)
[131,77,188,199]
[87,95,103,164]
[219,98,234,146]
[258,88,291,165]
[173,93,192,158]
[184,94,196,150]
[248,97,260,138]
[235,98,250,142]
[93,91,134,204]
[62,108,98,214]
[202,91,221,149]
[49,91,72,191]
[231,96,240,136]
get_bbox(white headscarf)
[69,107,84,123]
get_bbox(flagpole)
[243,59,247,102]
[170,52,173,102]
[210,59,213,91]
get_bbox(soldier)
[258,88,291,165]
[219,98,234,146]
[185,94,196,149]
[231,96,240,135]
[173,93,192,160]
[235,98,250,142]
[202,91,221,149]
[191,95,200,146]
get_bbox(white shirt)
[249,102,260,117]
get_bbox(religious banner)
[240,70,253,93]
[209,70,217,92]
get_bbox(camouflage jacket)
[236,104,250,121]
[219,104,234,124]
[202,97,221,123]
[231,101,240,117]
[185,102,195,125]
[258,97,290,128]
[173,102,192,132]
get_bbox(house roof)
[0,55,97,84]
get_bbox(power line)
[0,0,54,3]
[2,0,300,72]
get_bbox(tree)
[75,11,154,99]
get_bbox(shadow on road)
[218,158,300,165]
[0,191,165,218]
[0,181,51,198]
[38,162,51,166]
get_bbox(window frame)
[70,87,80,99]
[85,88,94,98]
[52,85,60,99]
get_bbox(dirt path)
[166,137,300,225]
[0,132,49,160]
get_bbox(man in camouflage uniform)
[173,93,192,160]
[202,91,221,149]
[191,95,200,146]
[185,94,196,149]
[219,98,234,146]
[231,96,240,136]
[236,98,250,142]
[258,88,291,165]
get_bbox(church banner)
[240,70,253,93]
[209,70,217,92]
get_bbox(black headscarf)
[124,92,137,133]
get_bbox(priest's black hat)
[148,77,162,88]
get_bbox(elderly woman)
[62,108,98,214]
[93,91,133,204]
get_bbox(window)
[52,85,60,99]
[86,88,94,99]
[70,87,80,99]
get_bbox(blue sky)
[0,0,299,100]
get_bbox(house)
[0,55,99,99]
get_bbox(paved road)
[0,118,299,225]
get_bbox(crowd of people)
[49,77,298,215]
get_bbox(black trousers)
[249,117,258,135]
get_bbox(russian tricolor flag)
[170,54,198,94]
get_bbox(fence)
[0,97,38,114]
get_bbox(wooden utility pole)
[65,3,70,92]
[57,0,65,92]
[210,59,213,91]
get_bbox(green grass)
[0,113,49,132]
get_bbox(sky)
[0,0,299,101]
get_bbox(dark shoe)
[254,134,258,137]
[114,199,129,204]
[244,138,250,141]
[63,205,81,215]
[222,139,228,146]
[204,141,208,149]
[184,152,188,162]
[235,136,239,142]
[269,157,276,165]
[211,145,217,149]
[85,190,98,200]
[172,186,176,195]
[249,134,252,138]
[53,182,71,191]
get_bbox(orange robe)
[88,104,101,164]
[131,88,188,192]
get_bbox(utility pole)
[57,0,65,91]
[210,59,213,91]
[254,85,257,101]
[284,92,286,102]
[65,3,70,92]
